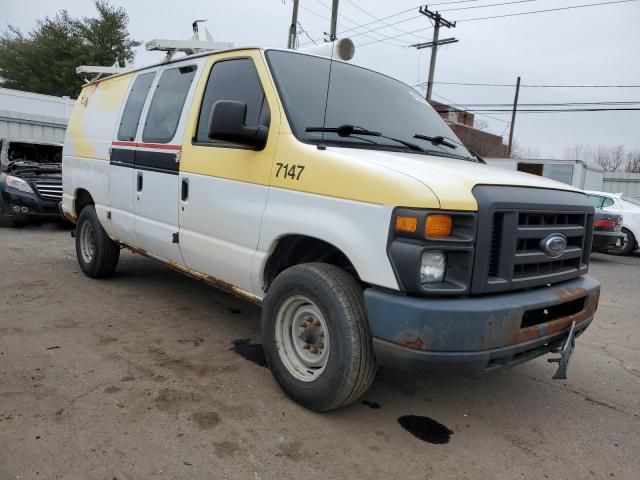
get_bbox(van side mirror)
[208,100,268,150]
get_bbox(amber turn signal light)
[395,215,418,233]
[425,214,453,237]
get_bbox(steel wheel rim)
[79,221,96,264]
[275,295,330,382]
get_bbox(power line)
[445,107,640,112]
[307,0,411,47]
[299,0,483,46]
[414,81,640,88]
[457,0,639,22]
[344,0,424,42]
[350,0,638,47]
[446,101,640,106]
[440,0,539,12]
[430,92,511,123]
[356,25,435,47]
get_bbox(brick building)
[431,100,509,158]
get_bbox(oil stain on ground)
[231,339,267,368]
[398,415,453,444]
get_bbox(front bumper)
[1,187,60,218]
[364,275,600,375]
[592,231,625,252]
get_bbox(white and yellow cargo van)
[61,47,600,411]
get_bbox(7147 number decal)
[276,163,305,181]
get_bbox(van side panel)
[62,75,133,228]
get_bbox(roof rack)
[76,64,132,83]
[145,19,233,62]
[76,20,233,83]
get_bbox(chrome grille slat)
[34,182,63,200]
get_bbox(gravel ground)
[1,223,639,480]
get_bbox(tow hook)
[548,321,576,380]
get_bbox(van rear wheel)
[262,263,377,411]
[75,205,120,278]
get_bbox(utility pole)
[507,76,521,158]
[287,0,300,49]
[412,6,457,103]
[329,0,340,41]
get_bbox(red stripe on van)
[112,141,182,151]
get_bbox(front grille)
[472,186,594,295]
[34,182,63,201]
[489,210,592,283]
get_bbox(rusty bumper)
[364,275,600,375]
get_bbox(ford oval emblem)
[541,234,567,257]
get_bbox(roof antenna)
[192,19,207,39]
[145,19,233,62]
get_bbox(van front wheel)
[75,205,120,278]
[262,263,377,411]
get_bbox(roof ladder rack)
[145,19,233,62]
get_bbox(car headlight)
[420,251,447,284]
[6,175,34,194]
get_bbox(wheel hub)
[275,295,331,382]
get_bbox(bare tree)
[511,140,540,160]
[609,145,626,172]
[625,150,640,173]
[562,143,585,160]
[474,119,490,131]
[591,144,625,172]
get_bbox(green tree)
[0,1,140,97]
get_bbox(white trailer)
[485,158,604,191]
[0,87,74,143]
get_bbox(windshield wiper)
[413,133,486,163]
[306,124,425,153]
[413,134,458,149]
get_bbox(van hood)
[334,148,581,210]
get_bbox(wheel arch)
[263,234,362,292]
[73,188,94,217]
[622,225,639,249]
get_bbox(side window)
[588,195,604,209]
[602,197,614,208]
[118,72,156,141]
[195,58,270,144]
[142,65,197,144]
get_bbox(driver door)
[178,52,279,294]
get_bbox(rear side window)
[117,72,156,141]
[142,66,197,144]
[195,58,270,144]
[602,197,614,208]
[588,195,604,209]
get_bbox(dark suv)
[0,139,63,227]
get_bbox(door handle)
[181,178,189,201]
[137,172,143,192]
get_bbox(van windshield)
[265,50,473,160]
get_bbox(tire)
[75,205,120,278]
[262,263,377,411]
[609,228,636,256]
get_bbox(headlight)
[420,251,447,284]
[6,175,34,194]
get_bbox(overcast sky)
[5,0,640,157]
